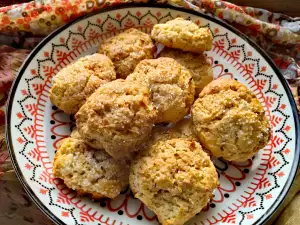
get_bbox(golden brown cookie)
[130,139,218,225]
[53,136,130,199]
[49,54,116,114]
[151,18,213,53]
[69,127,82,140]
[148,118,198,146]
[127,57,195,123]
[98,28,155,79]
[192,78,271,162]
[160,48,213,96]
[75,79,157,159]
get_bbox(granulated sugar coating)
[127,57,195,123]
[75,79,157,159]
[144,118,198,148]
[151,18,213,53]
[160,48,213,96]
[192,78,271,162]
[130,139,218,225]
[53,136,130,199]
[98,28,155,79]
[49,54,116,114]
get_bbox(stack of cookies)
[50,18,271,225]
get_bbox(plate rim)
[5,3,300,225]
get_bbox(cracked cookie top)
[75,79,157,159]
[151,18,213,53]
[49,53,116,114]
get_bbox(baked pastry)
[53,136,130,199]
[149,118,198,145]
[98,28,155,78]
[127,57,195,123]
[75,79,157,159]
[151,18,213,53]
[49,54,116,114]
[69,127,81,139]
[192,78,271,161]
[160,48,213,96]
[130,138,218,225]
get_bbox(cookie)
[98,28,155,78]
[53,136,130,199]
[75,79,157,159]
[49,54,116,114]
[192,78,271,161]
[160,48,213,96]
[127,57,195,123]
[147,118,198,146]
[130,139,218,225]
[151,18,213,53]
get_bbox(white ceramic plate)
[6,5,300,225]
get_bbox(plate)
[6,4,300,225]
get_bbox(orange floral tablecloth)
[0,0,299,224]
